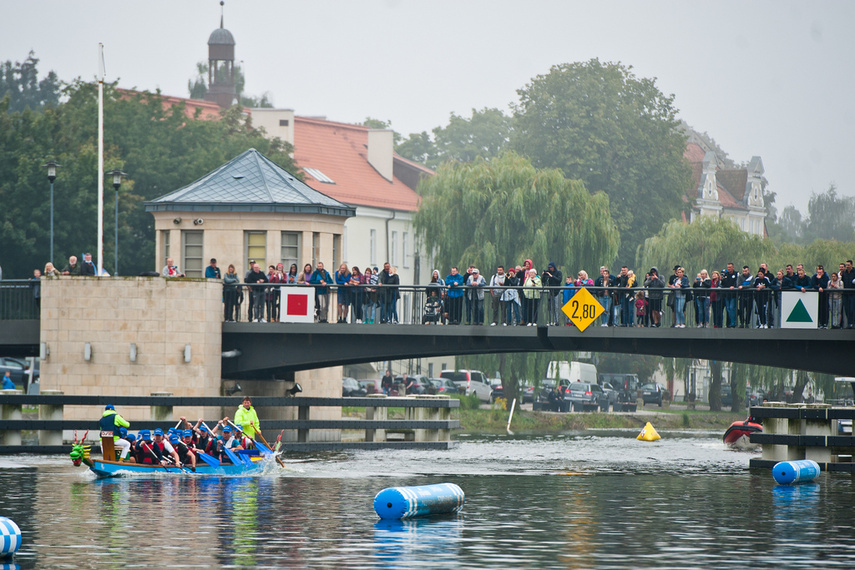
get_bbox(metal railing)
[0,280,40,320]
[227,283,855,330]
[3,279,853,330]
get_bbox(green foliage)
[595,353,661,383]
[415,152,619,276]
[637,217,776,278]
[0,52,60,113]
[0,80,297,278]
[511,59,692,262]
[453,393,481,410]
[768,184,855,245]
[396,107,511,169]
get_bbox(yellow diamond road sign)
[562,287,605,332]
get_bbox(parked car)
[721,384,732,407]
[533,379,559,409]
[520,381,535,404]
[564,382,608,412]
[747,388,767,407]
[599,381,619,411]
[640,383,669,406]
[0,357,39,387]
[358,379,380,395]
[429,378,462,395]
[439,369,492,402]
[395,375,428,395]
[342,377,367,397]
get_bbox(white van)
[546,361,598,384]
[439,369,492,402]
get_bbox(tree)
[511,59,693,263]
[432,108,511,165]
[637,216,776,279]
[395,131,438,166]
[0,52,60,113]
[414,152,619,276]
[396,108,511,169]
[0,80,297,278]
[415,153,619,401]
[804,184,855,243]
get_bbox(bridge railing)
[229,282,855,330]
[0,280,40,320]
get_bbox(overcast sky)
[3,0,853,213]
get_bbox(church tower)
[205,1,237,108]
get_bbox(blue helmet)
[126,434,136,442]
[153,428,164,436]
[168,434,179,444]
[183,429,193,438]
[105,404,115,411]
[119,427,128,438]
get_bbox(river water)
[1,430,854,569]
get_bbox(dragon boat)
[69,429,278,479]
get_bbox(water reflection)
[2,434,855,569]
[373,517,463,569]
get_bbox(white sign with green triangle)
[780,291,818,329]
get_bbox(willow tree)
[637,216,776,278]
[415,152,619,400]
[415,152,619,276]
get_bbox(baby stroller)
[422,287,443,324]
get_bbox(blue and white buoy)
[773,459,821,485]
[374,483,465,519]
[0,517,21,558]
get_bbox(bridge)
[2,281,853,379]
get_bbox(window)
[281,231,301,270]
[161,230,170,267]
[370,229,377,265]
[182,230,204,278]
[333,234,341,270]
[312,232,320,267]
[343,226,348,263]
[391,231,398,266]
[403,232,409,269]
[303,167,335,184]
[245,231,266,270]
[279,119,289,127]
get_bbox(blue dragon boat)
[69,431,275,478]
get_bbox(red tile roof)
[117,89,248,121]
[293,117,421,212]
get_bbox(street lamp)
[42,160,61,263]
[107,168,126,275]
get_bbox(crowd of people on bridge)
[25,253,855,330]
[206,256,855,330]
[98,397,266,469]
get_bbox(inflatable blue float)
[0,517,21,558]
[773,459,821,485]
[374,483,465,519]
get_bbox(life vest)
[99,411,119,436]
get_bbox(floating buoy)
[637,422,661,441]
[0,517,21,558]
[374,483,465,519]
[773,459,821,485]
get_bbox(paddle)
[252,424,285,468]
[222,446,243,466]
[196,449,220,468]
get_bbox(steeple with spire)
[204,1,237,108]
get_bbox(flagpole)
[97,43,105,277]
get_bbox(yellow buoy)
[637,421,661,441]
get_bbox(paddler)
[234,396,261,440]
[149,428,181,466]
[170,433,196,470]
[99,404,131,462]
